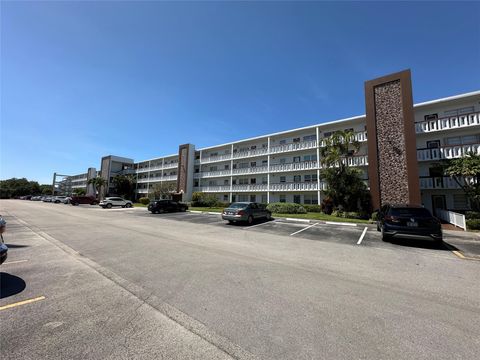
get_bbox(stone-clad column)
[365,70,421,209]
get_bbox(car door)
[249,203,259,218]
[112,197,124,207]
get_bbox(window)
[251,145,257,150]
[210,152,218,157]
[445,134,480,146]
[445,106,475,116]
[238,194,248,202]
[303,194,318,205]
[424,114,438,121]
[323,131,332,138]
[210,166,217,172]
[239,163,248,169]
[239,178,249,185]
[293,175,301,183]
[279,194,286,203]
[453,194,469,209]
[232,179,237,185]
[303,134,316,141]
[293,137,300,143]
[293,157,300,163]
[261,194,267,203]
[223,195,228,201]
[280,176,286,183]
[279,140,287,145]
[312,174,318,182]
[304,154,317,162]
[250,195,256,202]
[232,195,236,202]
[293,195,301,204]
[224,164,230,170]
[279,158,286,164]
[224,179,229,185]
[427,140,440,149]
[251,162,257,167]
[262,160,268,165]
[304,175,311,182]
[262,143,268,148]
[194,181,199,187]
[250,178,256,184]
[262,177,268,185]
[208,181,217,186]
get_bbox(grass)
[133,203,148,207]
[188,207,371,224]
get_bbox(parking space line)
[0,296,46,311]
[325,221,357,227]
[357,227,368,245]
[290,223,318,236]
[244,221,274,230]
[2,259,28,265]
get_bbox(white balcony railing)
[231,184,269,192]
[163,162,179,169]
[232,166,269,175]
[420,176,474,190]
[199,153,232,164]
[195,169,232,178]
[269,182,319,191]
[232,148,269,159]
[270,140,317,154]
[417,143,480,161]
[415,112,480,134]
[269,161,318,173]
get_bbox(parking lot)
[1,200,480,360]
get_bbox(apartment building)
[55,71,480,214]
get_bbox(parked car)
[99,197,133,209]
[222,202,272,224]
[70,195,98,206]
[62,196,72,204]
[148,200,188,214]
[53,196,68,203]
[0,215,7,265]
[376,204,443,243]
[42,196,53,202]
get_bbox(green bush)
[138,197,150,205]
[466,219,480,230]
[465,211,480,220]
[215,201,231,208]
[191,192,219,207]
[303,204,322,213]
[321,197,334,215]
[331,210,344,218]
[266,202,307,214]
[371,211,379,221]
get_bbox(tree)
[444,152,480,211]
[0,178,42,198]
[39,184,53,195]
[149,182,176,200]
[319,130,370,212]
[73,188,86,196]
[87,177,108,200]
[112,175,136,200]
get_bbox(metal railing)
[417,143,480,161]
[415,112,480,134]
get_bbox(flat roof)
[135,89,480,160]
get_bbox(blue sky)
[1,1,479,184]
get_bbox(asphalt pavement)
[1,200,479,360]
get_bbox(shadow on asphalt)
[225,218,274,227]
[386,238,456,251]
[0,272,26,299]
[5,244,30,248]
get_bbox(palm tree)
[87,177,108,201]
[320,130,360,168]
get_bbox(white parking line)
[290,223,318,236]
[357,227,368,245]
[245,221,274,230]
[2,259,28,265]
[325,221,357,227]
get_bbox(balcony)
[194,185,231,193]
[270,140,317,154]
[270,161,318,173]
[231,184,269,192]
[198,153,232,164]
[318,131,368,147]
[417,143,480,161]
[233,148,269,159]
[419,176,473,190]
[233,165,269,175]
[415,112,480,134]
[163,162,179,169]
[137,175,178,183]
[270,182,320,191]
[194,169,232,179]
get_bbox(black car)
[376,204,442,243]
[0,215,7,265]
[148,200,188,214]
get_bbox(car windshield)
[228,203,248,209]
[390,208,432,218]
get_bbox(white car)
[99,197,133,209]
[53,196,68,203]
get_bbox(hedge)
[466,219,480,230]
[465,211,480,220]
[266,202,307,214]
[138,197,150,205]
[303,204,322,213]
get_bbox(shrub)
[371,211,379,221]
[215,201,231,208]
[465,211,480,220]
[191,192,219,207]
[466,219,480,230]
[303,204,322,213]
[138,197,150,205]
[266,202,307,214]
[331,210,344,218]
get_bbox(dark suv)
[376,204,442,243]
[70,196,98,206]
[148,200,188,214]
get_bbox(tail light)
[385,215,400,223]
[237,210,245,216]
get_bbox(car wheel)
[125,203,132,208]
[106,203,112,209]
[376,222,380,232]
[266,212,272,221]
[228,220,233,224]
[247,216,254,225]
[158,208,164,214]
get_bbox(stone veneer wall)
[374,80,410,204]
[177,145,189,193]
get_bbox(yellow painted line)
[0,296,45,311]
[3,260,28,265]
